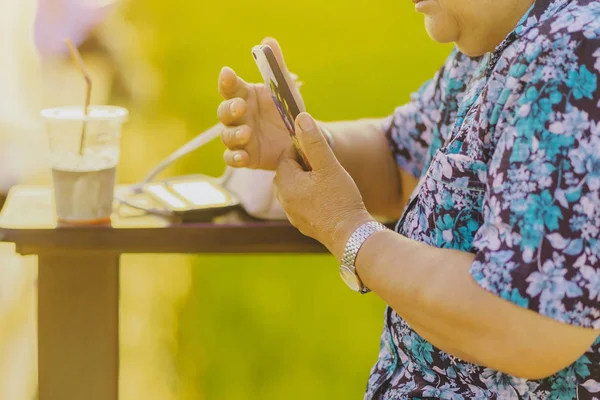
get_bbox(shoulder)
[541,0,600,39]
[499,1,599,132]
[489,2,600,165]
[519,0,600,73]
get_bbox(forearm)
[323,119,405,219]
[350,227,596,379]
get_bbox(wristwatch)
[340,221,388,294]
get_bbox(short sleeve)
[383,49,480,178]
[470,41,600,328]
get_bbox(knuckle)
[217,101,230,120]
[220,127,229,145]
[304,132,322,147]
[220,127,234,147]
[236,126,249,144]
[221,79,234,95]
[236,98,247,112]
[226,128,236,145]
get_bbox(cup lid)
[41,105,129,122]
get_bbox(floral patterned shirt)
[368,0,600,398]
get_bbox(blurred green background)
[111,0,452,399]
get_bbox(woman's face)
[414,0,463,44]
[414,0,535,56]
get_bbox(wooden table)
[0,185,326,400]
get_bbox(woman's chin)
[424,16,460,45]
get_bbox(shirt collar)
[495,0,574,52]
[478,0,573,77]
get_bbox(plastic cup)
[41,106,128,224]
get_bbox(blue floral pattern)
[370,0,600,398]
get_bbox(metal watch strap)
[341,221,388,293]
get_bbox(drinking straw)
[65,38,92,156]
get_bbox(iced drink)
[41,106,128,224]
[51,154,117,224]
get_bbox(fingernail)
[234,129,241,140]
[233,153,242,162]
[297,113,315,132]
[230,101,237,117]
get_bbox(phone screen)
[145,181,232,210]
[253,45,311,170]
[170,181,229,207]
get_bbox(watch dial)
[339,266,361,292]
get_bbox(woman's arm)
[274,104,600,382]
[349,229,599,380]
[322,119,414,220]
[331,63,600,379]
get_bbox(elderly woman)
[217,0,600,398]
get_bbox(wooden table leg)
[37,253,120,400]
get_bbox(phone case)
[252,44,312,170]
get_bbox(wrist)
[329,209,374,261]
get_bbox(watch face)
[339,266,361,292]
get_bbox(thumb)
[295,112,338,172]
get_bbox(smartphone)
[252,44,312,170]
[141,177,240,222]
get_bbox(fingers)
[217,67,253,168]
[217,69,251,167]
[220,125,251,149]
[260,37,304,111]
[275,144,302,182]
[295,112,337,171]
[217,97,247,125]
[278,143,300,165]
[218,67,250,100]
[223,149,251,168]
[221,125,251,167]
[261,37,290,75]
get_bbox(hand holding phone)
[252,44,312,170]
[217,39,307,170]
